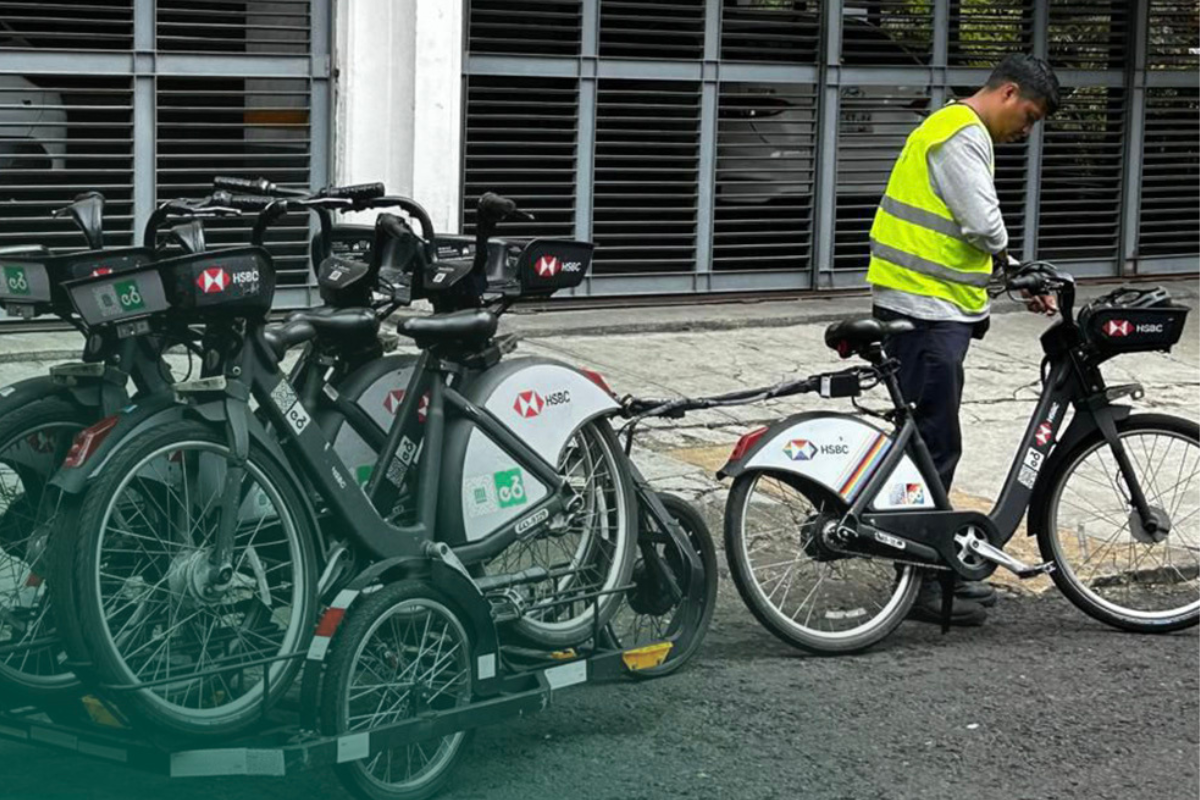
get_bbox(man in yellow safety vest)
[868,54,1061,626]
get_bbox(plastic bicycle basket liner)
[516,239,593,296]
[1081,295,1190,355]
[157,246,276,318]
[0,247,152,317]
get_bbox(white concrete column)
[335,0,463,234]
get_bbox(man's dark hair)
[986,54,1061,116]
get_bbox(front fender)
[1025,403,1132,535]
[0,375,64,416]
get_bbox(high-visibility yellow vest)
[867,103,995,314]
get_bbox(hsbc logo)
[513,389,570,419]
[1136,323,1165,334]
[534,256,583,278]
[384,389,429,422]
[197,267,229,294]
[231,269,259,286]
[1035,421,1053,447]
[1103,319,1131,337]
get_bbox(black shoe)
[954,580,998,608]
[907,580,988,627]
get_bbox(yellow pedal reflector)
[622,642,672,671]
[82,695,124,728]
[550,649,577,660]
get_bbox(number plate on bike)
[67,268,169,328]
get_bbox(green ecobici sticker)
[493,468,527,509]
[114,279,145,311]
[2,266,30,296]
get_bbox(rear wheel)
[0,397,90,703]
[320,580,474,800]
[55,420,318,737]
[725,471,919,655]
[1035,414,1199,633]
[484,420,638,649]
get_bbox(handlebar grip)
[213,176,275,195]
[216,192,274,212]
[376,212,412,241]
[324,182,386,201]
[478,191,517,219]
[1008,274,1045,293]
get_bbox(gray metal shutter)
[947,1,1034,67]
[719,1,819,64]
[0,3,136,250]
[0,0,329,309]
[1139,87,1200,259]
[1048,2,1130,70]
[467,0,583,56]
[462,75,579,239]
[843,0,934,66]
[599,1,706,60]
[592,79,701,276]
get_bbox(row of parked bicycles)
[0,178,1195,799]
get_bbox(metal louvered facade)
[464,0,1199,296]
[0,0,331,306]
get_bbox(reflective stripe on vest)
[867,104,994,314]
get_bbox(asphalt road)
[4,582,1197,800]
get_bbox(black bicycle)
[633,262,1196,654]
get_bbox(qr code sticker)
[1017,465,1038,488]
[464,475,499,518]
[271,379,298,413]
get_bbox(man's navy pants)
[873,306,982,493]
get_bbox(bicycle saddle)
[398,308,497,349]
[264,307,379,360]
[824,317,915,357]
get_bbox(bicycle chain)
[823,527,952,572]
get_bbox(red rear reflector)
[315,607,347,638]
[62,415,120,469]
[25,573,43,588]
[729,426,769,463]
[581,368,615,397]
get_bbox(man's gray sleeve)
[927,126,1009,255]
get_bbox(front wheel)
[725,471,920,655]
[1035,413,1200,633]
[53,419,318,737]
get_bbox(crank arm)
[965,538,1056,579]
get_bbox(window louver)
[842,0,933,66]
[1037,86,1125,262]
[156,77,312,283]
[720,0,820,65]
[0,74,134,250]
[993,140,1029,258]
[948,0,1034,67]
[0,1,133,51]
[599,0,706,60]
[467,0,582,56]
[1148,0,1199,70]
[593,79,700,275]
[156,0,311,55]
[1138,88,1200,258]
[1048,1,1129,70]
[462,75,578,239]
[714,83,816,271]
[832,87,931,270]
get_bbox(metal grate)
[467,0,582,56]
[156,76,312,283]
[156,0,311,55]
[832,86,933,270]
[1138,88,1200,258]
[592,79,700,274]
[0,1,133,51]
[719,0,820,64]
[462,75,578,239]
[599,0,706,60]
[1037,85,1125,262]
[1147,0,1200,71]
[714,83,816,271]
[842,1,933,66]
[948,0,1034,67]
[1047,1,1129,70]
[0,74,134,250]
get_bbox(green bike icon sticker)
[115,279,145,311]
[493,468,528,509]
[2,266,30,296]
